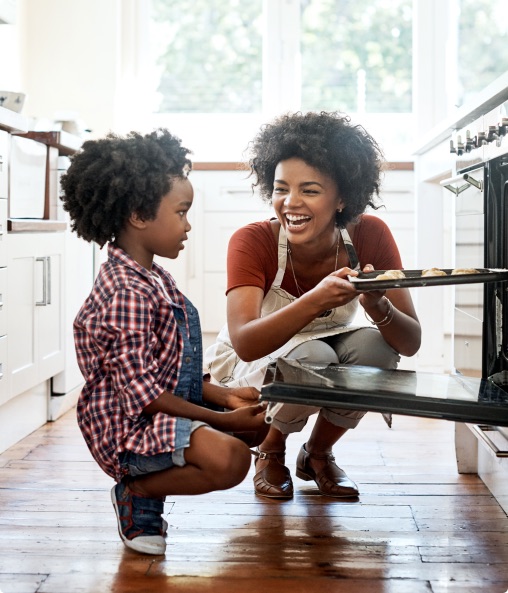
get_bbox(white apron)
[204,226,363,389]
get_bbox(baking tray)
[348,268,508,291]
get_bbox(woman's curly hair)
[60,128,192,247]
[247,111,385,225]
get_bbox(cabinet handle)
[35,256,51,306]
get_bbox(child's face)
[145,176,194,260]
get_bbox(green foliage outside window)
[151,0,263,113]
[457,0,508,108]
[300,0,412,113]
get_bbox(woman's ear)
[336,195,345,214]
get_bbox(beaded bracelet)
[364,297,394,327]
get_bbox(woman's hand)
[355,264,386,310]
[353,263,422,356]
[224,386,260,410]
[306,266,359,312]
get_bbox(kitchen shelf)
[12,131,83,156]
[8,219,67,232]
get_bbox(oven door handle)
[440,173,483,194]
[471,424,508,457]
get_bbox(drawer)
[0,199,7,267]
[193,170,269,213]
[0,267,6,336]
[475,425,508,514]
[0,335,8,406]
[0,130,7,199]
[204,211,272,272]
[454,307,482,376]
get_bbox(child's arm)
[143,391,266,433]
[202,381,260,410]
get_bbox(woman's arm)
[359,285,421,357]
[227,267,360,361]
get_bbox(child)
[60,129,267,555]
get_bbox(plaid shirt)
[74,244,191,481]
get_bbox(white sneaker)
[111,484,167,555]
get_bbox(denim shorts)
[119,420,207,478]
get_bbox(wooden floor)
[1,410,508,593]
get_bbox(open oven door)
[260,358,508,427]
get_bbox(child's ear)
[128,212,147,230]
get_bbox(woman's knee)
[286,339,339,364]
[332,328,400,369]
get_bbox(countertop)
[414,70,508,156]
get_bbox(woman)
[204,111,421,499]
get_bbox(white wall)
[3,0,122,138]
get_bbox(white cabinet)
[188,170,272,334]
[7,232,64,398]
[0,130,8,199]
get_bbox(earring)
[337,208,342,213]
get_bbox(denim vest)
[173,295,203,404]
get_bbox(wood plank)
[0,409,507,592]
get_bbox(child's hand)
[225,386,260,409]
[215,403,267,432]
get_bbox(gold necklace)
[287,231,340,299]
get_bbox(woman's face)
[272,157,344,245]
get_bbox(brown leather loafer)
[295,444,359,498]
[253,450,294,499]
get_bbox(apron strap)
[340,227,360,271]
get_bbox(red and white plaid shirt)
[74,244,188,481]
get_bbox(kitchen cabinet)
[7,231,64,399]
[190,169,272,334]
[0,130,8,199]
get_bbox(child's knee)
[213,437,252,490]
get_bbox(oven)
[445,102,508,450]
[447,103,508,384]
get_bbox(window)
[150,0,263,113]
[140,0,414,160]
[134,0,508,161]
[300,0,412,114]
[455,0,508,108]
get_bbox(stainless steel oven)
[445,104,508,443]
[447,110,508,383]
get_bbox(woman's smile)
[285,213,312,230]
